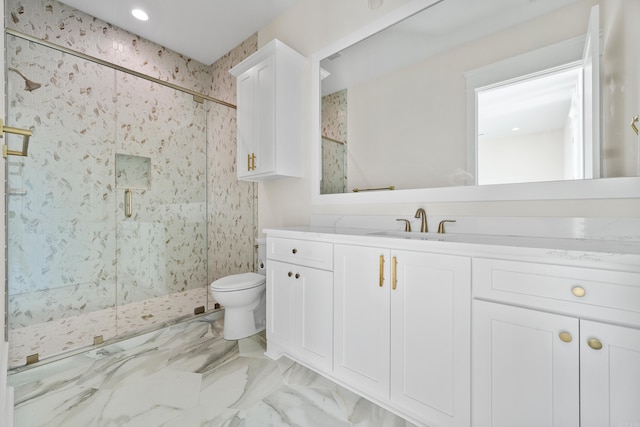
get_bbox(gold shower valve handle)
[631,115,639,136]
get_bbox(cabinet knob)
[295,273,300,279]
[571,286,586,297]
[559,331,573,343]
[292,248,298,254]
[587,338,603,350]
[288,271,293,277]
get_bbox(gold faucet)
[414,208,428,232]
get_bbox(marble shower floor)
[8,314,417,427]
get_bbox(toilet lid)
[211,272,265,291]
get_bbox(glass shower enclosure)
[5,34,210,367]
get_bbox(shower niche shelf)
[116,153,151,190]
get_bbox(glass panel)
[6,36,118,360]
[114,72,208,333]
[5,37,214,366]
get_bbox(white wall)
[256,0,640,231]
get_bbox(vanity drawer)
[473,258,640,314]
[267,237,333,270]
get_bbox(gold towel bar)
[1,119,32,158]
[352,186,395,192]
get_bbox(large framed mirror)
[311,0,640,204]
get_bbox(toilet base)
[222,308,266,340]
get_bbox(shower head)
[8,67,42,92]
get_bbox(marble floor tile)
[9,314,416,427]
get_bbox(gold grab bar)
[353,186,395,192]
[1,119,32,158]
[379,255,385,287]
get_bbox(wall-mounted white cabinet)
[230,40,304,181]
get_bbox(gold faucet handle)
[437,220,456,234]
[396,219,411,232]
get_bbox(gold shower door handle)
[124,189,133,218]
[379,255,385,287]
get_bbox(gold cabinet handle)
[124,188,133,218]
[588,338,603,350]
[392,256,397,290]
[247,154,252,172]
[379,255,385,287]
[251,153,256,170]
[571,286,586,297]
[559,331,573,343]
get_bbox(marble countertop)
[263,226,640,266]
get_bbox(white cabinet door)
[267,260,333,369]
[266,260,296,354]
[236,68,255,180]
[472,300,580,427]
[253,56,275,175]
[334,244,391,400]
[391,250,470,427]
[296,265,333,371]
[581,320,640,427]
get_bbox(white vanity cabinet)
[472,258,640,427]
[265,237,333,372]
[229,39,304,181]
[334,244,471,427]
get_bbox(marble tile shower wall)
[207,34,259,296]
[5,0,257,366]
[321,89,347,194]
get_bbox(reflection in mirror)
[477,66,583,185]
[319,0,640,194]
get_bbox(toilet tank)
[256,238,266,275]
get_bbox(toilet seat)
[211,272,265,292]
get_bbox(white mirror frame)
[310,0,640,205]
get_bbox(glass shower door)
[6,35,119,364]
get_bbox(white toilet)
[210,241,267,340]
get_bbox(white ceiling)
[57,0,300,65]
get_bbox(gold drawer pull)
[571,286,586,297]
[392,256,397,290]
[588,338,603,350]
[559,332,573,343]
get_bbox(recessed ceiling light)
[131,9,149,21]
[512,127,520,131]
